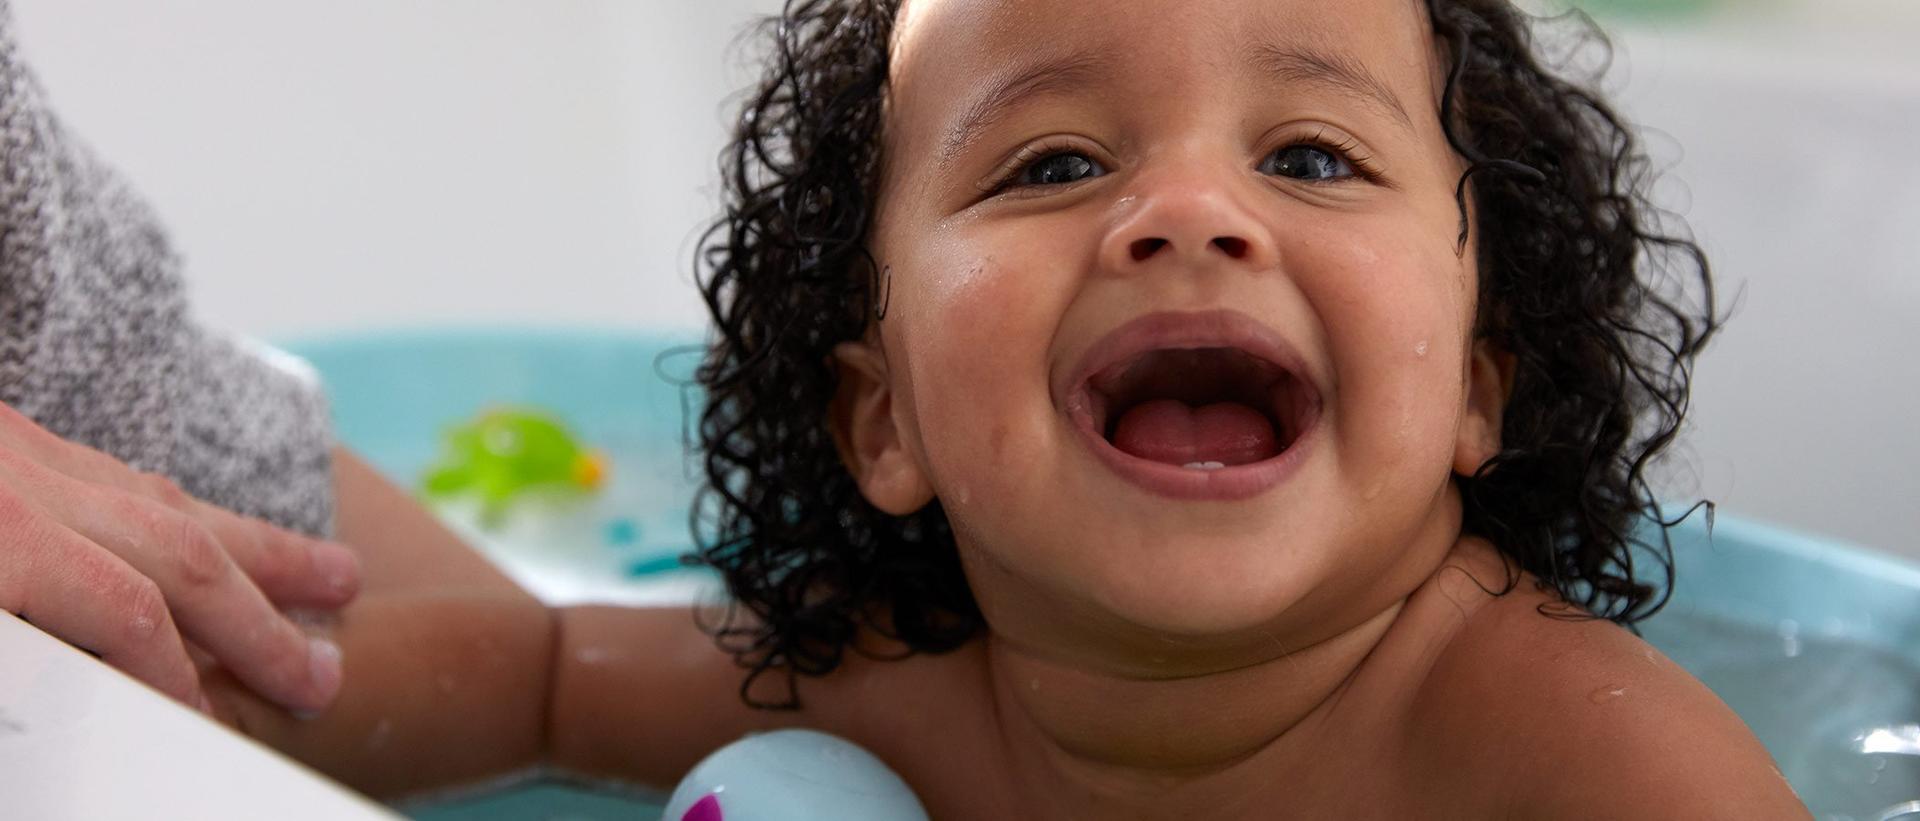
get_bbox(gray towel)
[0,3,333,536]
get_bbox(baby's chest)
[865,707,1490,819]
[797,647,1509,817]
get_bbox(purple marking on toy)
[682,793,724,821]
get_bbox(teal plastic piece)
[401,782,663,821]
[1647,512,1920,655]
[281,328,696,489]
[283,328,702,552]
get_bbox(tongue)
[1110,399,1281,466]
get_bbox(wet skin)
[803,0,1809,816]
[210,0,1810,815]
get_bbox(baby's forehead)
[887,0,1444,151]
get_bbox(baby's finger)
[185,498,361,610]
[0,500,208,713]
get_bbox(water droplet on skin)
[286,609,335,629]
[1029,678,1041,692]
[1587,685,1627,704]
[365,718,393,751]
[1414,340,1429,357]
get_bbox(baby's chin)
[1084,548,1342,641]
[972,525,1358,653]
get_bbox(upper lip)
[1056,309,1321,417]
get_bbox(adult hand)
[0,402,359,716]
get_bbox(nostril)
[1129,237,1168,262]
[1212,236,1249,258]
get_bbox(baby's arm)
[208,592,552,797]
[217,450,907,797]
[207,449,554,798]
[543,605,988,795]
[216,450,792,798]
[545,604,791,790]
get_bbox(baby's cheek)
[1368,337,1468,478]
[891,253,1061,500]
[1309,230,1471,491]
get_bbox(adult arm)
[0,0,356,715]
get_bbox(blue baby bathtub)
[284,328,1919,820]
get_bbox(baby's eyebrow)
[937,49,1114,168]
[1245,41,1413,131]
[934,40,1413,170]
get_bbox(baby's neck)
[983,601,1400,781]
[975,525,1471,812]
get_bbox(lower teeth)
[1182,461,1227,471]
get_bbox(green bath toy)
[421,407,607,525]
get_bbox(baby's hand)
[0,402,359,717]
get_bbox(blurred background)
[8,0,1918,560]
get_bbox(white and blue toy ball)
[661,729,930,821]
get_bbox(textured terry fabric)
[0,4,334,536]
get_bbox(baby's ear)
[1453,338,1517,477]
[829,339,936,516]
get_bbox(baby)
[221,0,1812,816]
[617,0,1808,813]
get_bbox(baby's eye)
[1260,145,1354,181]
[1016,152,1106,187]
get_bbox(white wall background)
[1605,14,1920,561]
[9,1,1918,559]
[10,0,779,335]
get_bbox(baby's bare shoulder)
[1404,555,1808,818]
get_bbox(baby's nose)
[1099,172,1277,275]
[1125,235,1253,263]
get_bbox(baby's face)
[838,0,1510,665]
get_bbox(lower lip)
[1066,405,1319,502]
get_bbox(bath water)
[1641,611,1920,819]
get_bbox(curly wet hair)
[690,0,1718,707]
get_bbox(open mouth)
[1061,311,1324,498]
[1085,347,1317,469]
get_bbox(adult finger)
[19,470,344,714]
[0,404,362,609]
[183,495,361,610]
[0,402,139,487]
[0,494,208,713]
[89,465,361,611]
